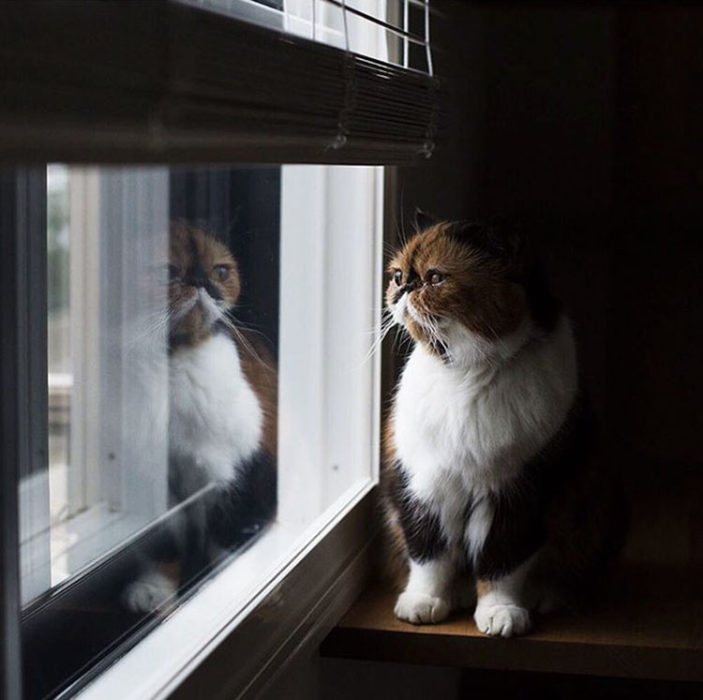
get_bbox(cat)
[123,223,277,613]
[382,214,625,637]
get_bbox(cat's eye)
[426,270,445,286]
[213,264,230,282]
[167,264,181,281]
[393,269,403,286]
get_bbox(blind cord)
[330,0,354,150]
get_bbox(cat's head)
[166,223,241,345]
[385,215,559,365]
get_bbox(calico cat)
[382,215,624,637]
[124,223,277,612]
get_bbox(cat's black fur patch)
[471,487,546,580]
[471,394,597,580]
[205,449,277,549]
[443,219,560,334]
[185,230,225,300]
[163,448,277,584]
[445,219,522,264]
[168,333,191,353]
[414,208,440,232]
[393,283,416,305]
[390,463,448,562]
[390,397,597,580]
[405,264,421,289]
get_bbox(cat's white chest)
[394,349,498,496]
[169,333,263,482]
[393,320,578,500]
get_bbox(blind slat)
[0,1,443,165]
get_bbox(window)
[15,163,381,698]
[0,2,439,699]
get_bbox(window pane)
[46,164,74,586]
[179,0,396,64]
[20,163,380,699]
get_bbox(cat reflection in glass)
[382,214,625,637]
[123,224,276,612]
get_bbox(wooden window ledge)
[320,562,702,682]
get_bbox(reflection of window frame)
[18,461,51,605]
[67,169,101,517]
[42,169,173,588]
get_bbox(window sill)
[321,562,703,683]
[321,475,703,684]
[77,481,377,700]
[21,500,148,604]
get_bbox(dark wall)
[608,9,703,471]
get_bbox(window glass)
[180,0,398,65]
[19,163,380,699]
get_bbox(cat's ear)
[448,219,524,263]
[414,208,440,232]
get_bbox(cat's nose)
[186,267,208,288]
[189,274,207,288]
[400,281,417,295]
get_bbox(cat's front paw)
[474,603,531,638]
[394,591,450,624]
[122,571,177,614]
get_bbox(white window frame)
[76,164,385,700]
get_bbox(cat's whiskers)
[125,304,181,349]
[226,311,270,341]
[126,294,198,348]
[424,314,450,362]
[214,308,267,367]
[395,329,414,357]
[382,298,415,358]
[384,240,400,258]
[427,315,443,348]
[359,309,397,366]
[401,298,453,362]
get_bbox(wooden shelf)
[321,563,702,682]
[322,476,703,683]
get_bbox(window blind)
[0,0,442,165]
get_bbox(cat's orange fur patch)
[385,224,528,353]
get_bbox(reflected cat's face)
[167,224,241,345]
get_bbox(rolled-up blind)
[0,0,442,165]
